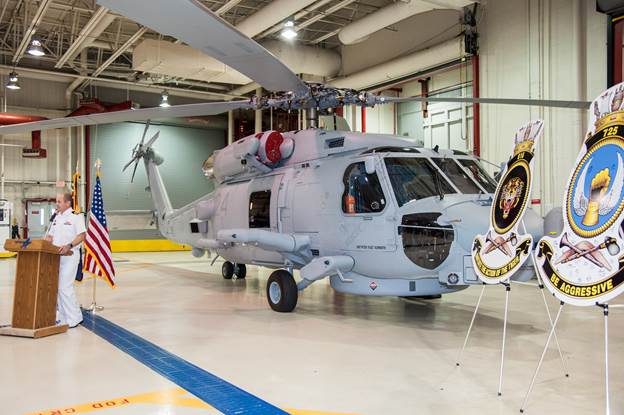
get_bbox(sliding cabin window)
[249,190,271,228]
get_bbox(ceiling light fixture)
[280,20,297,40]
[27,38,45,56]
[159,90,170,107]
[6,71,21,90]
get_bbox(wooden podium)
[0,239,70,338]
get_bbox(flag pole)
[86,158,104,313]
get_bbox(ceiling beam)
[309,28,341,44]
[0,64,245,101]
[295,0,357,32]
[255,0,333,39]
[55,6,114,68]
[215,0,244,15]
[13,0,53,63]
[91,27,147,78]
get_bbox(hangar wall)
[88,122,225,240]
[479,0,608,215]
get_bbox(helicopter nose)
[438,200,491,252]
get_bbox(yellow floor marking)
[24,388,359,415]
[285,410,360,415]
[24,388,213,415]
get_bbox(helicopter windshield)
[431,157,483,194]
[384,157,456,207]
[457,159,497,193]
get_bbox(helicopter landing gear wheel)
[222,261,234,279]
[266,270,298,312]
[234,263,246,279]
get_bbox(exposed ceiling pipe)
[55,7,116,68]
[132,39,341,85]
[338,0,472,45]
[12,0,53,63]
[90,39,134,52]
[330,37,464,89]
[0,114,48,155]
[0,64,243,101]
[236,0,318,38]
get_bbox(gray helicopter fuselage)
[147,128,543,298]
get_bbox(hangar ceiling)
[0,0,470,103]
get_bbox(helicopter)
[0,0,588,312]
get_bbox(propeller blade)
[130,159,140,183]
[0,100,254,134]
[145,131,160,149]
[98,0,307,94]
[140,120,151,146]
[382,96,591,109]
[122,156,138,172]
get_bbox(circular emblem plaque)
[492,159,530,235]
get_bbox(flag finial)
[95,159,102,176]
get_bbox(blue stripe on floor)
[81,310,289,415]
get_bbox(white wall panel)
[479,0,607,215]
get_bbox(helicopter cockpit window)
[249,190,271,228]
[342,162,386,214]
[384,158,456,207]
[431,158,482,194]
[458,159,497,193]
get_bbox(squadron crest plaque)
[472,120,543,284]
[536,85,624,306]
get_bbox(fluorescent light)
[281,20,297,39]
[159,90,170,107]
[6,72,20,90]
[27,39,45,56]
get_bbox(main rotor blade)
[98,0,308,94]
[145,131,160,148]
[130,160,139,183]
[383,96,591,109]
[0,100,254,134]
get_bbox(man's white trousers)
[57,252,82,327]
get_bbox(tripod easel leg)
[520,301,564,413]
[498,282,510,396]
[599,303,610,415]
[456,283,486,366]
[535,272,568,377]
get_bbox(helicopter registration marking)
[356,245,387,250]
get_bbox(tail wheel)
[222,261,234,279]
[266,270,298,312]
[234,263,247,279]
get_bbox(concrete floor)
[1,251,623,415]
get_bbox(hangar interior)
[0,1,622,415]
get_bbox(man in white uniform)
[46,192,86,328]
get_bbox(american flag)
[83,172,115,287]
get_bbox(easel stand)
[455,281,512,396]
[520,303,611,414]
[456,276,567,396]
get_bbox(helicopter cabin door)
[248,174,284,265]
[340,159,396,253]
